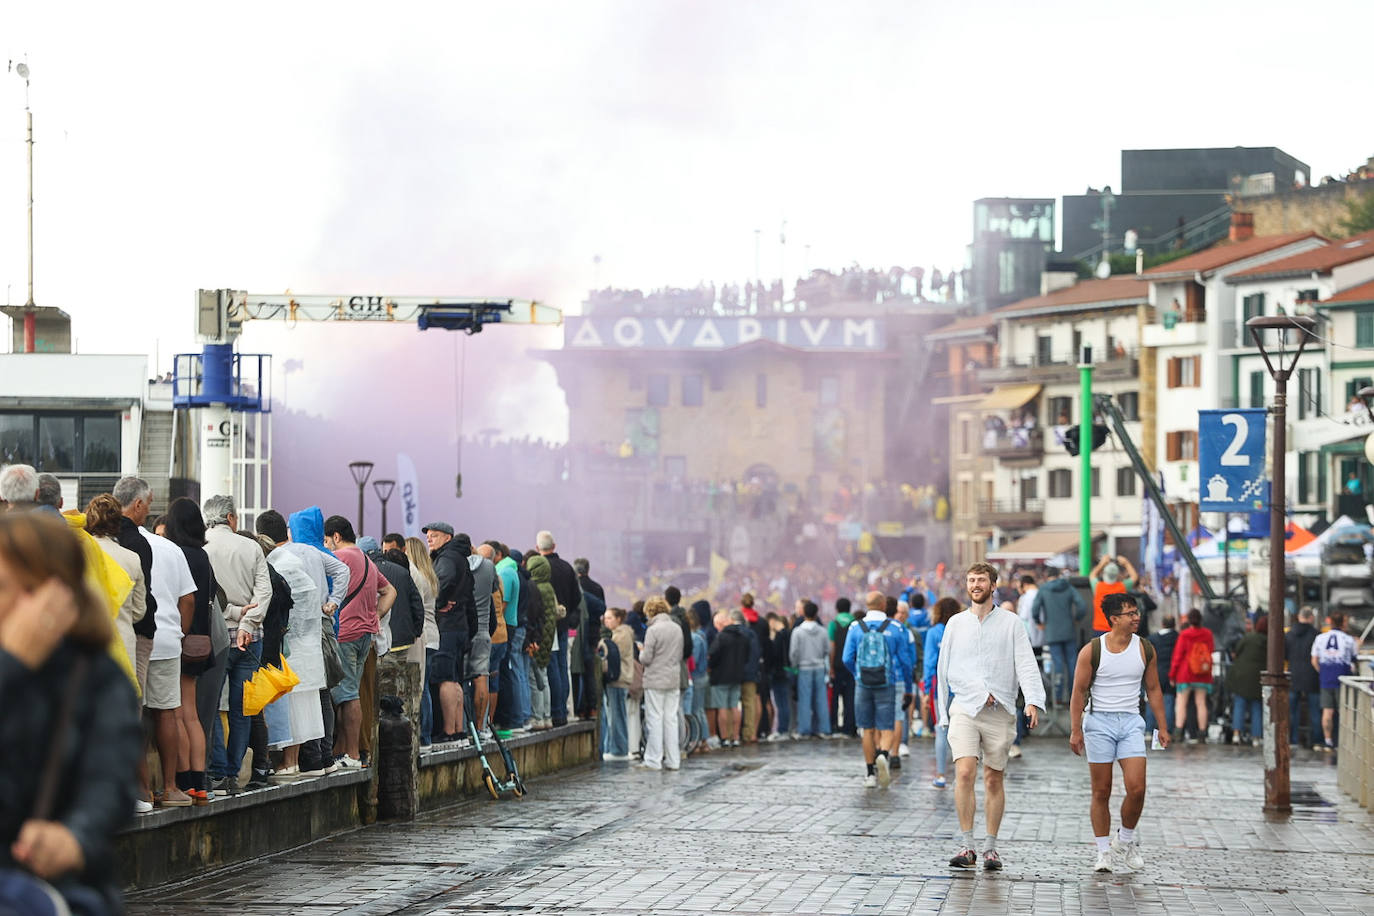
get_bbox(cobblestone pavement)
[126,735,1374,915]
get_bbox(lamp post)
[372,478,396,536]
[1247,313,1317,814]
[10,61,35,351]
[347,461,374,537]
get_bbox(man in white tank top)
[1068,592,1170,874]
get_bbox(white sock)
[960,829,975,849]
[983,833,997,853]
[1118,827,1135,844]
[1095,836,1111,852]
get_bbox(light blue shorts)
[1083,710,1146,764]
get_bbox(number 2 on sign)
[1220,413,1250,466]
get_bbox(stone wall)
[1242,179,1374,237]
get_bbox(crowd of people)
[0,454,1367,911]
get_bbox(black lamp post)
[347,461,374,537]
[372,479,396,536]
[1247,313,1316,814]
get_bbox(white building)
[1223,232,1374,516]
[1141,230,1325,515]
[972,275,1149,565]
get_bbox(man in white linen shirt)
[937,562,1046,872]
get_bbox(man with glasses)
[1068,592,1170,873]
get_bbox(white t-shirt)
[140,529,197,661]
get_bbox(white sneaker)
[269,766,303,784]
[602,753,631,761]
[766,733,787,743]
[863,773,878,788]
[134,798,154,814]
[1093,849,1114,873]
[706,736,722,749]
[1112,838,1143,870]
[1008,744,1023,759]
[898,742,911,758]
[875,754,891,787]
[336,755,364,769]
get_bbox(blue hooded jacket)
[288,506,327,551]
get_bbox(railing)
[1070,204,1233,263]
[1337,676,1373,809]
[980,427,1044,459]
[989,346,1139,371]
[977,498,1045,527]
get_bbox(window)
[1020,474,1039,499]
[1166,356,1200,388]
[1048,396,1073,425]
[0,413,119,473]
[958,480,972,514]
[819,376,839,406]
[1346,377,1374,410]
[1036,335,1054,366]
[1048,468,1072,498]
[682,374,704,407]
[1242,292,1265,331]
[755,373,767,408]
[1117,466,1137,496]
[959,418,972,456]
[1166,430,1198,461]
[82,416,120,473]
[1298,367,1322,420]
[1249,371,1266,409]
[1118,391,1139,421]
[997,249,1017,295]
[1357,308,1374,349]
[37,417,76,472]
[0,414,35,464]
[646,374,669,406]
[1071,330,1083,363]
[1297,288,1319,304]
[1090,467,1101,498]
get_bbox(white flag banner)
[397,453,421,539]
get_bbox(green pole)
[1079,350,1093,575]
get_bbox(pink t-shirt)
[335,546,386,643]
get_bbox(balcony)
[978,498,1045,530]
[980,427,1044,460]
[1143,318,1208,348]
[976,348,1138,387]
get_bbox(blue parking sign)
[1198,409,1269,512]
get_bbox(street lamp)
[9,61,35,351]
[1247,313,1317,814]
[372,478,396,536]
[347,461,374,537]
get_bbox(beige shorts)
[135,635,153,696]
[143,657,181,710]
[948,705,1017,770]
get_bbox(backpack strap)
[1140,636,1155,668]
[856,618,870,633]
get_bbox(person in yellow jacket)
[62,510,139,696]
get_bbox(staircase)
[138,410,175,516]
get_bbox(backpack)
[1086,635,1155,714]
[855,618,893,688]
[1185,637,1212,678]
[259,563,295,668]
[599,636,622,683]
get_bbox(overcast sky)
[2,0,1371,441]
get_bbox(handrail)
[1070,204,1233,263]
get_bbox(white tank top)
[1090,634,1145,714]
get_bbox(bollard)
[378,695,418,819]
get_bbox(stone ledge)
[418,720,596,767]
[119,768,372,834]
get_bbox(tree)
[1339,189,1374,236]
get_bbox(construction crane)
[173,289,562,525]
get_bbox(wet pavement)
[125,734,1374,915]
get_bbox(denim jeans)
[508,625,532,727]
[796,667,830,736]
[1144,691,1175,734]
[691,675,709,739]
[1048,640,1077,703]
[209,639,263,779]
[771,672,794,733]
[547,629,570,723]
[420,647,435,746]
[934,724,950,776]
[487,641,509,698]
[530,662,550,721]
[602,685,629,755]
[1232,695,1263,738]
[1290,689,1321,746]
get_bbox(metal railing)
[1071,204,1233,263]
[1337,675,1373,809]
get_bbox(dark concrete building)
[967,197,1056,314]
[1062,147,1310,261]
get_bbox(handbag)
[323,556,370,689]
[181,634,212,669]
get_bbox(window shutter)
[1166,432,1179,461]
[1191,356,1201,386]
[1167,358,1179,388]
